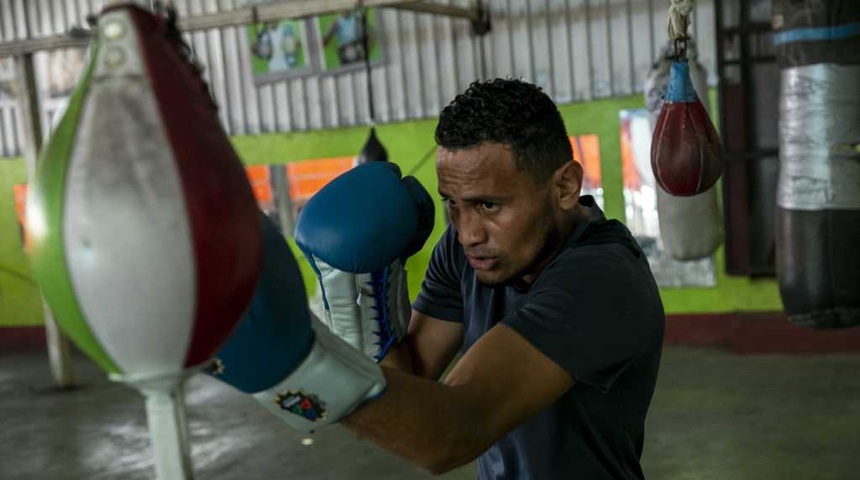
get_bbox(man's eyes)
[441,198,500,213]
[479,202,499,212]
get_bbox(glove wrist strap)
[252,321,386,432]
[312,256,411,361]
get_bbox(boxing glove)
[209,214,386,432]
[295,162,435,361]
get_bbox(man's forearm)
[341,367,492,475]
[379,342,416,374]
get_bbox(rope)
[667,0,694,58]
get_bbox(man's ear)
[553,161,582,210]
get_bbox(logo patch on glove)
[275,391,326,421]
[207,358,225,376]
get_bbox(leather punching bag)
[645,42,723,260]
[773,0,860,329]
[26,4,263,374]
[650,58,723,197]
[355,126,388,164]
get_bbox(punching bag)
[27,4,261,373]
[26,5,262,477]
[773,0,860,329]
[645,41,723,260]
[355,126,389,164]
[651,58,723,197]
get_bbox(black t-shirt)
[413,196,665,480]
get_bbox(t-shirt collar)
[565,195,605,247]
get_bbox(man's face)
[437,143,560,286]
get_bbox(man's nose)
[455,209,487,248]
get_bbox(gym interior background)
[0,0,858,479]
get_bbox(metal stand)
[111,367,202,480]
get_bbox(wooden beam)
[0,34,89,57]
[391,1,478,20]
[0,0,477,57]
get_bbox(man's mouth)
[466,255,500,271]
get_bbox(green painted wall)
[0,94,782,328]
[0,160,43,326]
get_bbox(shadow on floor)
[1,346,858,479]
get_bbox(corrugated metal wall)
[0,0,716,157]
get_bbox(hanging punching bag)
[773,0,860,329]
[27,4,262,374]
[355,126,389,164]
[645,41,723,260]
[651,58,723,196]
[27,8,262,476]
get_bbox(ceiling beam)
[0,0,478,57]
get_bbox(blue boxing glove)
[295,162,434,361]
[209,214,385,431]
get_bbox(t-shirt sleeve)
[502,246,662,392]
[412,226,465,323]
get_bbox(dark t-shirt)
[413,196,665,480]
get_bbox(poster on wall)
[36,48,88,131]
[313,8,384,74]
[569,135,604,210]
[285,157,354,219]
[44,48,87,99]
[619,109,716,288]
[247,19,315,83]
[0,58,15,99]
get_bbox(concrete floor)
[1,346,858,480]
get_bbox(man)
[216,79,665,479]
[351,79,665,478]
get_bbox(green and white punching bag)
[26,4,262,478]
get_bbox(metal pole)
[564,0,576,99]
[584,0,595,98]
[112,371,197,480]
[273,165,295,235]
[544,0,555,96]
[15,3,75,390]
[604,0,613,96]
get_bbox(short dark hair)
[434,78,572,182]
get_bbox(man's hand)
[208,214,386,432]
[295,162,434,361]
